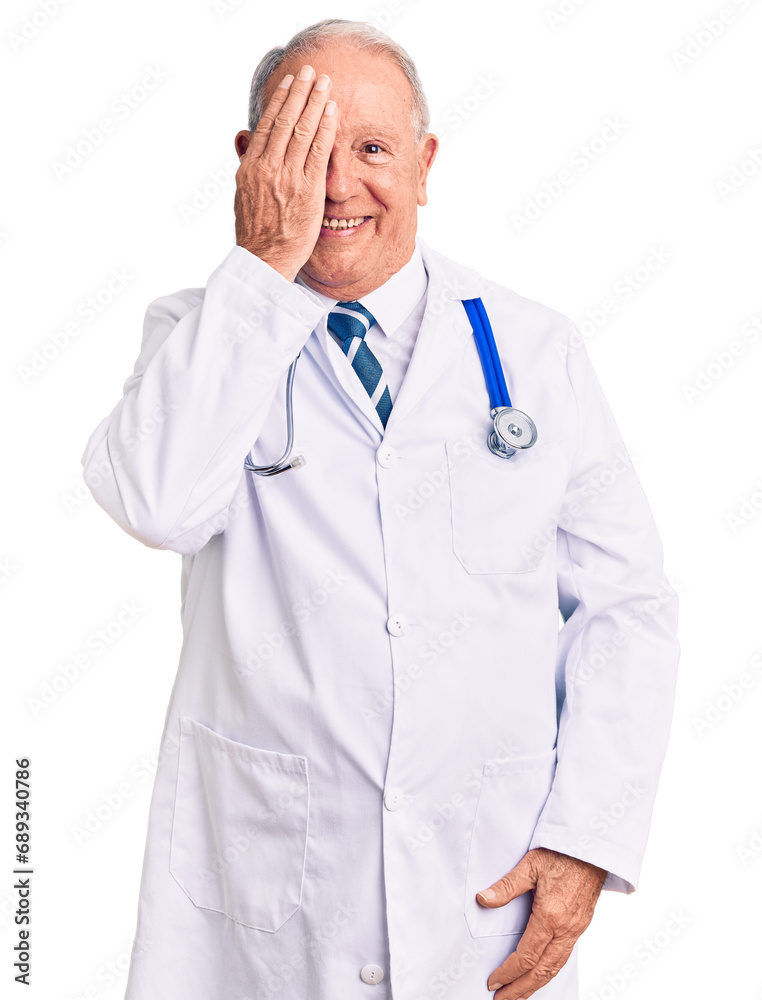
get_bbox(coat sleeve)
[527,320,680,894]
[80,246,327,555]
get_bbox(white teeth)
[321,216,366,229]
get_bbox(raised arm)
[81,65,337,554]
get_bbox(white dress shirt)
[294,239,428,403]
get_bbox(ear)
[416,133,439,207]
[234,129,251,160]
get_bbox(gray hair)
[247,18,430,142]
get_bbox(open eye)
[363,143,383,155]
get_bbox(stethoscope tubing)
[474,297,512,409]
[245,297,536,476]
[243,350,301,475]
[462,298,513,411]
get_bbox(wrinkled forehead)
[260,40,416,142]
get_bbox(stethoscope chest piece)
[489,406,538,459]
[462,297,538,461]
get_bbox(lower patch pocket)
[169,717,310,932]
[464,749,557,937]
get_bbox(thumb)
[476,854,538,908]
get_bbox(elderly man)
[82,17,679,1000]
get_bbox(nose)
[324,146,363,204]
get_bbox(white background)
[3,0,761,998]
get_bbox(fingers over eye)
[242,74,295,159]
[282,76,334,165]
[265,67,322,149]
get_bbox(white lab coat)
[81,236,679,1000]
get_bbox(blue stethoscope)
[245,297,538,476]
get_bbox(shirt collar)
[294,238,428,337]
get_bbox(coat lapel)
[382,239,488,434]
[301,319,386,440]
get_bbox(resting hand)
[476,847,607,998]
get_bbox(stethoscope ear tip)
[244,453,306,476]
[270,454,306,475]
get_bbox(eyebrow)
[350,120,403,142]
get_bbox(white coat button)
[386,614,409,636]
[360,964,385,984]
[384,788,404,811]
[376,445,397,468]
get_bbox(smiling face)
[258,41,438,300]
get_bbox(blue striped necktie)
[326,302,393,428]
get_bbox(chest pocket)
[445,438,567,574]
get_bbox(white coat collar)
[300,235,491,439]
[295,241,428,339]
[383,236,491,433]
